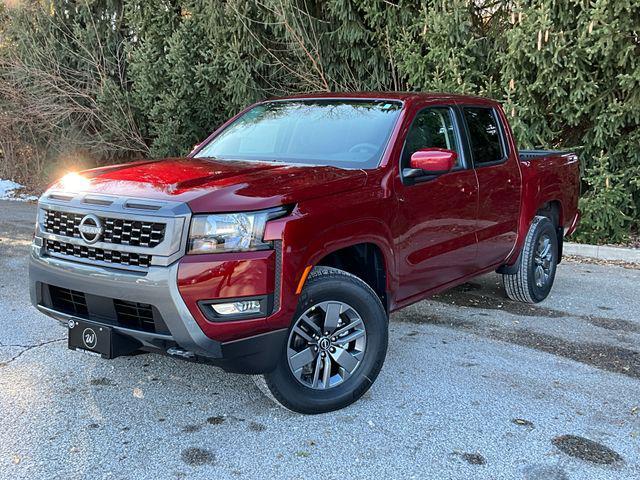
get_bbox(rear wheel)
[502,215,558,303]
[260,266,388,414]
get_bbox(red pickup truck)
[29,92,580,413]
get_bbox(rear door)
[457,104,522,268]
[394,105,479,302]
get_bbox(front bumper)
[29,247,287,374]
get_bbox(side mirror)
[409,148,457,175]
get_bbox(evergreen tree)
[500,0,640,242]
[1,0,638,242]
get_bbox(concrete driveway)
[1,200,638,479]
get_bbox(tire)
[261,266,388,414]
[502,215,559,303]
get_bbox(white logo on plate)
[82,328,98,349]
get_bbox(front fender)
[301,218,395,288]
[263,189,396,330]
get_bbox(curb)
[564,242,640,263]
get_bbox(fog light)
[210,300,261,316]
[198,296,270,322]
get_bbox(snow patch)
[0,179,38,202]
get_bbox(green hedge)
[1,0,638,243]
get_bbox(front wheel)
[259,266,388,414]
[502,215,559,303]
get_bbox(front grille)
[49,285,88,316]
[44,210,81,237]
[102,218,165,247]
[114,299,156,332]
[46,239,151,268]
[44,210,166,247]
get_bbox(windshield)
[194,100,403,169]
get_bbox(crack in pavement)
[0,338,66,366]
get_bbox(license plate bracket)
[68,319,113,358]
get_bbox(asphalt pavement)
[1,200,639,479]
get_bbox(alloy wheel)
[287,301,367,389]
[533,233,554,288]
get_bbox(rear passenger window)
[402,107,461,168]
[462,107,505,165]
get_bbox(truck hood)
[52,158,368,213]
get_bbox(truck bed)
[517,147,580,239]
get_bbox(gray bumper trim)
[29,246,222,358]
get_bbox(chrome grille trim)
[44,209,81,237]
[46,239,152,269]
[44,209,167,247]
[102,217,165,247]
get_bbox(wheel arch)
[502,197,566,272]
[299,240,392,312]
[536,200,563,227]
[535,200,564,262]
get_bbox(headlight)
[59,172,90,192]
[187,208,286,254]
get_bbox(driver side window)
[402,108,460,168]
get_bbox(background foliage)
[0,0,638,243]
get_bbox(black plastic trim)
[273,241,282,313]
[401,170,441,186]
[215,328,288,374]
[42,282,170,335]
[556,226,564,264]
[161,328,288,374]
[496,257,520,275]
[519,149,568,162]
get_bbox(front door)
[394,106,479,303]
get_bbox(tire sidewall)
[266,272,388,414]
